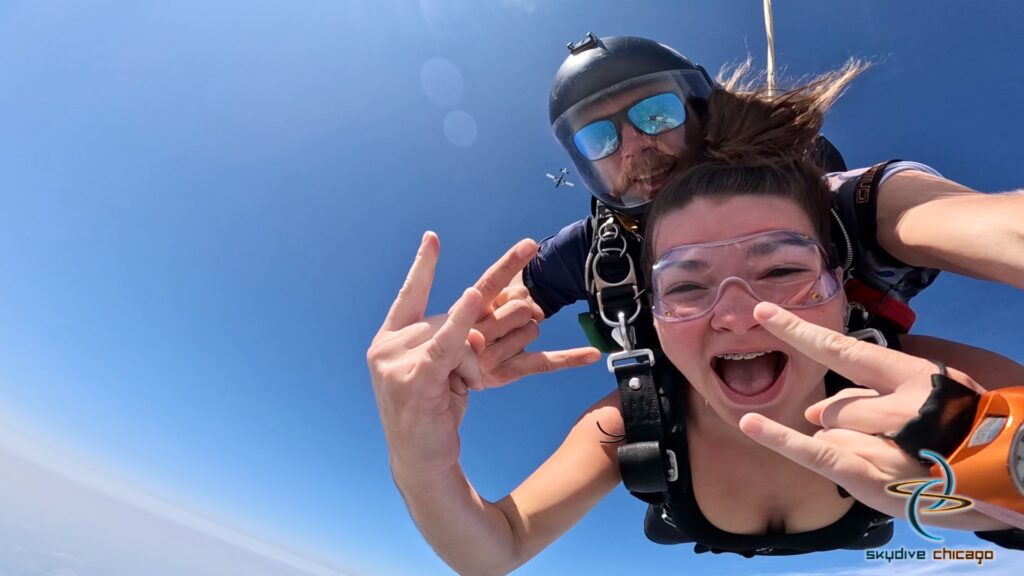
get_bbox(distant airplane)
[545,168,575,188]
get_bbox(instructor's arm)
[877,171,1024,288]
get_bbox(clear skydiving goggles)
[551,69,713,214]
[651,230,842,322]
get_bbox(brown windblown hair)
[642,58,869,279]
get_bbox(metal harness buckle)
[607,348,656,374]
[591,214,642,336]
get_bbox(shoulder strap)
[582,201,683,501]
[834,159,929,336]
[615,354,679,495]
[849,160,900,257]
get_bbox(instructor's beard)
[609,149,684,204]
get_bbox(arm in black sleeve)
[522,218,591,318]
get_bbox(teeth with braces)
[716,351,770,361]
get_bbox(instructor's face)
[577,84,703,204]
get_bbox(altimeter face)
[1013,422,1024,496]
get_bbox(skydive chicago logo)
[887,449,973,541]
[864,449,996,565]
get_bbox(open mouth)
[711,351,789,405]
[631,162,674,188]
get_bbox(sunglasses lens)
[628,93,686,136]
[573,120,618,161]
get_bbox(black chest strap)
[583,201,682,498]
[613,351,682,495]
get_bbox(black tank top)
[642,372,894,557]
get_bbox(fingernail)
[515,240,534,259]
[740,413,764,434]
[585,351,602,363]
[756,302,779,321]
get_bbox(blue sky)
[1,1,1023,574]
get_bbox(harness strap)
[585,201,680,496]
[588,205,643,334]
[844,278,916,334]
[840,159,924,334]
[613,353,679,493]
[851,161,892,226]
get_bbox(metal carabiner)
[614,310,632,353]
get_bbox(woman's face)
[651,195,845,427]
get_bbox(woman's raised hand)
[367,233,599,481]
[737,302,998,528]
[752,302,982,436]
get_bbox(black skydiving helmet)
[550,34,714,216]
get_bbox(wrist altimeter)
[892,371,1024,522]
